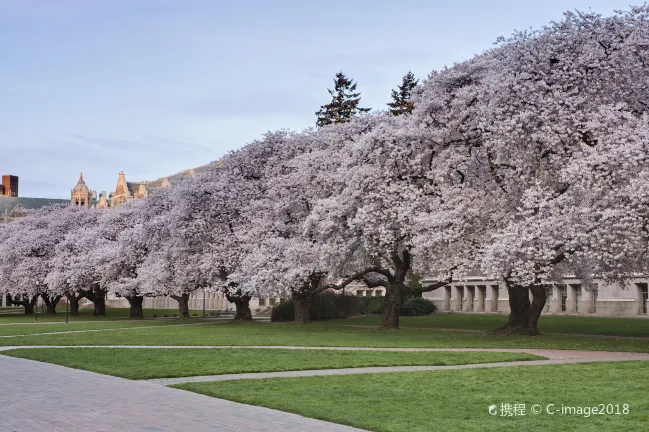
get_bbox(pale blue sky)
[0,0,634,198]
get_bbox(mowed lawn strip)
[0,308,217,324]
[1,321,649,352]
[175,361,649,432]
[0,319,212,337]
[349,314,649,338]
[0,348,543,379]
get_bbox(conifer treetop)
[316,71,371,127]
[387,71,418,116]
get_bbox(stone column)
[474,286,485,312]
[451,285,462,311]
[581,288,592,314]
[487,285,499,312]
[462,286,474,312]
[566,285,576,313]
[442,286,451,312]
[549,286,560,313]
[497,284,510,314]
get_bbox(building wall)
[422,277,649,318]
[104,291,281,312]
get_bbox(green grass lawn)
[349,314,649,338]
[1,348,543,379]
[0,307,222,323]
[0,318,213,337]
[175,361,649,432]
[1,321,648,352]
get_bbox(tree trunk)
[70,298,81,315]
[527,285,547,336]
[292,293,312,323]
[66,293,84,316]
[171,293,190,319]
[24,301,35,315]
[497,283,530,332]
[93,293,106,316]
[84,285,107,317]
[69,298,80,315]
[40,294,61,315]
[225,291,253,321]
[11,295,38,315]
[380,283,407,329]
[233,297,252,321]
[126,296,144,319]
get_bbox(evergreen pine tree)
[315,71,371,127]
[387,71,418,115]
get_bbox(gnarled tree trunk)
[378,248,413,330]
[292,292,312,323]
[231,296,252,321]
[84,284,107,317]
[380,283,408,329]
[10,294,38,315]
[66,292,85,316]
[224,287,253,321]
[171,293,190,319]
[527,285,547,336]
[498,282,530,331]
[40,293,62,315]
[125,295,144,319]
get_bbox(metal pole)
[65,295,69,324]
[202,290,206,318]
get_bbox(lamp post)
[34,281,39,322]
[65,279,70,324]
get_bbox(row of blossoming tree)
[2,7,649,333]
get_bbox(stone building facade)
[423,276,649,318]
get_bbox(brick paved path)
[0,355,366,432]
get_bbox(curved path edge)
[2,344,648,386]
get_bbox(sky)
[0,0,636,199]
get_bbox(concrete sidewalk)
[0,355,366,432]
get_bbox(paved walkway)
[0,355,366,432]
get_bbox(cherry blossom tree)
[404,6,649,334]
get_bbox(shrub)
[271,301,294,322]
[332,293,361,318]
[271,293,361,322]
[359,296,386,315]
[400,297,437,316]
[310,294,337,320]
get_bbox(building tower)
[1,175,18,197]
[111,171,131,206]
[71,173,91,208]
